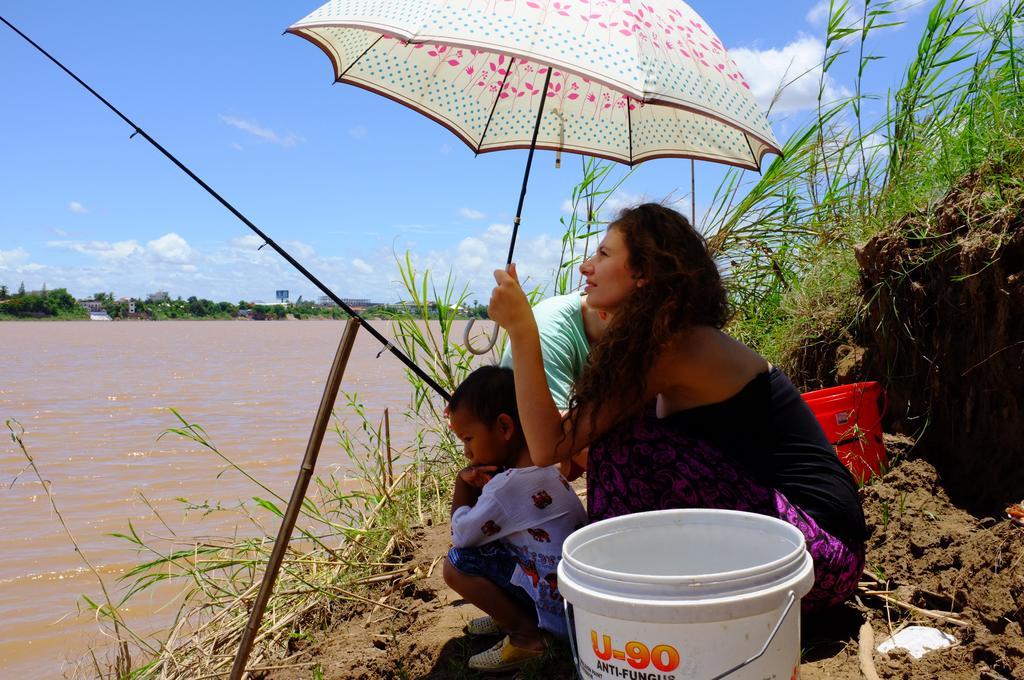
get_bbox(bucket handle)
[564,591,797,680]
[564,600,583,678]
[707,590,797,680]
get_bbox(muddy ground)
[271,437,1024,680]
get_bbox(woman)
[489,203,866,611]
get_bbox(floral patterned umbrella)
[288,0,780,350]
[288,0,778,169]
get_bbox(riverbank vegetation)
[0,286,88,320]
[34,0,1022,676]
[0,289,489,321]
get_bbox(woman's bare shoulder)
[645,328,706,393]
[649,327,768,409]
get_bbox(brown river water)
[0,319,467,678]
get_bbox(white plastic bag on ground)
[877,625,957,659]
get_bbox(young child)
[442,366,587,673]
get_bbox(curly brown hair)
[567,203,731,437]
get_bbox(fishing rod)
[0,14,451,401]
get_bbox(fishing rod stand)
[230,318,361,680]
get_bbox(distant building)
[79,299,104,312]
[118,297,138,314]
[398,300,440,312]
[318,295,336,307]
[344,298,385,312]
[148,291,170,302]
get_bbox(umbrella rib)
[476,57,515,153]
[627,97,634,167]
[744,134,761,175]
[338,35,383,81]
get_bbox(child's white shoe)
[464,615,501,636]
[467,635,543,673]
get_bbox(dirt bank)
[790,163,1024,513]
[271,440,1024,679]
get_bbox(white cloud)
[351,258,374,274]
[286,240,316,259]
[806,1,831,25]
[68,201,88,214]
[413,222,565,300]
[459,207,486,220]
[0,247,30,268]
[485,223,512,238]
[47,233,193,265]
[21,221,576,306]
[348,125,368,140]
[231,234,265,249]
[602,191,647,217]
[219,115,303,148]
[806,0,929,31]
[731,35,851,114]
[47,239,144,260]
[456,236,487,270]
[561,190,685,219]
[147,233,192,263]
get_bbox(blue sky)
[0,1,968,303]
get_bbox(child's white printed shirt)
[451,465,587,635]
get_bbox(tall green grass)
[708,0,1023,365]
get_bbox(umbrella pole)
[691,159,697,226]
[466,68,553,355]
[505,68,554,266]
[230,318,361,680]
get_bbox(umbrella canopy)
[288,0,780,170]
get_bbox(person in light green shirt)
[499,291,608,478]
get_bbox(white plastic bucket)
[558,509,815,680]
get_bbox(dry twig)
[865,592,970,628]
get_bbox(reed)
[707,0,1023,367]
[555,156,635,295]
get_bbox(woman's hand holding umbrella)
[488,262,569,469]
[488,263,535,342]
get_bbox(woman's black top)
[665,367,868,546]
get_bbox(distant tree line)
[0,283,491,321]
[0,283,87,319]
